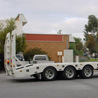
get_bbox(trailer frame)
[4,31,98,80]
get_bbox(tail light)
[7,60,9,64]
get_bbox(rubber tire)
[63,66,76,80]
[80,66,93,79]
[42,67,57,81]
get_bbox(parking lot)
[1,72,98,98]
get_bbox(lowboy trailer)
[4,30,98,81]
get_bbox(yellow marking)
[13,65,15,67]
[57,64,59,66]
[20,70,22,72]
[5,60,6,64]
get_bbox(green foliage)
[84,15,98,54]
[84,15,98,36]
[74,37,81,44]
[0,31,6,53]
[78,50,84,56]
[69,43,78,55]
[16,35,26,53]
[0,18,16,54]
[74,37,83,51]
[24,48,47,61]
[88,58,98,62]
[0,18,16,70]
[85,35,96,53]
[69,37,83,56]
[0,18,26,54]
[0,18,26,70]
[6,18,16,34]
[76,42,83,51]
[95,42,98,53]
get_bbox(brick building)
[0,14,75,62]
[24,33,75,62]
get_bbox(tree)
[16,35,26,53]
[74,37,83,51]
[69,37,83,55]
[84,15,98,53]
[0,18,16,70]
[0,18,16,54]
[84,15,98,41]
[69,43,78,55]
[85,35,96,53]
[24,48,47,61]
[0,18,26,70]
[76,42,83,51]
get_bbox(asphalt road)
[1,72,98,98]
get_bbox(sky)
[1,0,98,39]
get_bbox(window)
[35,56,46,60]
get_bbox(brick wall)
[24,34,69,62]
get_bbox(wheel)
[80,66,93,79]
[63,66,76,80]
[42,67,57,81]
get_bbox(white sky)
[1,0,98,39]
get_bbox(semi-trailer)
[4,30,98,81]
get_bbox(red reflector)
[7,60,9,64]
[10,65,12,68]
[11,59,12,64]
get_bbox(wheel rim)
[84,68,92,77]
[65,69,74,78]
[45,69,55,79]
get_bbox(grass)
[79,58,98,62]
[88,58,98,62]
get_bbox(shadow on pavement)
[7,74,98,83]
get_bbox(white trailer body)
[4,31,98,80]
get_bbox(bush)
[24,48,47,61]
